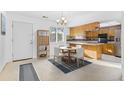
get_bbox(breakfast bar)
[69,42,115,59]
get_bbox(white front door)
[13,21,33,61]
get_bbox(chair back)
[76,48,84,58]
[76,45,82,48]
[54,47,60,56]
[59,43,69,47]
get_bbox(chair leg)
[58,56,61,62]
[77,59,80,67]
[55,56,60,62]
[82,57,84,65]
[54,56,56,60]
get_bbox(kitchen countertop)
[68,41,115,46]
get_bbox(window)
[50,27,65,42]
[50,29,56,42]
[57,32,63,42]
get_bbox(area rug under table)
[19,63,40,81]
[48,59,92,74]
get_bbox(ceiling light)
[61,17,65,20]
[56,19,60,23]
[56,12,67,26]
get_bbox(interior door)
[13,21,33,61]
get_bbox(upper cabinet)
[70,22,100,37]
[69,21,120,40]
[99,27,115,37]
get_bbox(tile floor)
[0,57,122,81]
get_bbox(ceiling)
[7,11,93,20]
[7,11,121,26]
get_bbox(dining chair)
[59,43,69,47]
[59,44,69,54]
[76,45,82,48]
[72,48,84,67]
[54,47,62,62]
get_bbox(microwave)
[98,34,108,43]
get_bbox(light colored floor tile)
[0,57,122,81]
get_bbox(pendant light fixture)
[56,12,67,26]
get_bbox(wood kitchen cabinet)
[85,31,98,39]
[85,31,90,38]
[70,22,100,37]
[99,27,115,37]
[70,43,115,59]
[93,31,98,38]
[70,27,77,36]
[102,43,115,55]
[82,44,102,59]
[70,22,117,39]
[108,28,115,36]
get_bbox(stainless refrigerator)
[114,26,121,57]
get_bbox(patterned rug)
[48,59,92,73]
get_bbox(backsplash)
[66,35,114,42]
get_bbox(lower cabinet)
[82,45,102,59]
[102,43,115,55]
[70,43,115,59]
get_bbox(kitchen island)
[69,42,115,59]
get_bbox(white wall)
[0,12,56,71]
[0,12,3,71]
[121,12,124,80]
[1,12,69,70]
[0,12,6,72]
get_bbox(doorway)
[12,21,33,61]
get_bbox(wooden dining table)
[59,46,77,63]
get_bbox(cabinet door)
[70,28,75,36]
[70,22,100,37]
[102,44,115,55]
[95,31,98,38]
[86,31,90,38]
[108,28,115,36]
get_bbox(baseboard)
[121,74,124,81]
[0,62,6,72]
[13,58,32,62]
[0,60,11,72]
[101,54,121,63]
